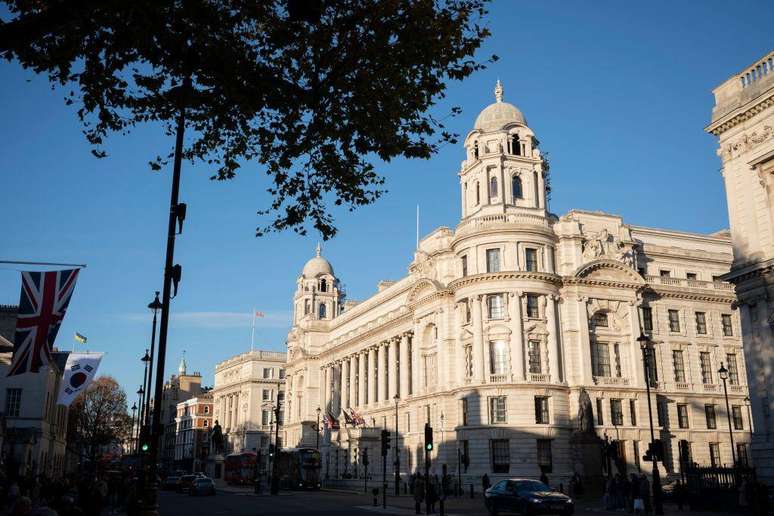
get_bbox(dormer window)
[512,175,522,200]
[489,176,498,197]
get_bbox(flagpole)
[251,308,255,352]
[0,260,87,268]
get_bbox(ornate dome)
[474,80,526,132]
[302,243,334,278]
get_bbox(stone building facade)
[159,356,203,471]
[283,82,752,485]
[211,350,287,457]
[174,392,213,473]
[706,49,774,482]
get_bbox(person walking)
[639,475,651,515]
[414,476,425,515]
[440,465,452,516]
[482,473,490,494]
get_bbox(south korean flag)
[57,352,104,406]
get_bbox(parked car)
[189,478,216,496]
[484,479,574,516]
[162,476,180,491]
[178,475,197,493]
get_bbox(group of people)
[409,467,453,514]
[602,473,653,513]
[0,470,141,516]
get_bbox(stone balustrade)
[645,275,734,291]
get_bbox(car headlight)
[528,497,543,503]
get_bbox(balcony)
[527,373,551,383]
[729,384,747,394]
[593,376,630,386]
[703,383,719,393]
[675,382,690,391]
[489,374,509,383]
[645,275,734,291]
[455,212,550,237]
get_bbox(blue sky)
[1,0,772,398]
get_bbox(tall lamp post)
[316,407,321,449]
[744,396,752,466]
[718,363,737,466]
[393,394,400,495]
[131,403,138,453]
[137,386,145,434]
[144,292,163,429]
[637,332,664,516]
[140,350,151,426]
[270,401,282,495]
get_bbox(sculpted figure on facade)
[582,228,637,269]
[576,389,595,434]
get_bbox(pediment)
[485,323,512,336]
[407,278,443,304]
[574,259,645,284]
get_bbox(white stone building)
[211,350,287,456]
[283,82,751,486]
[706,49,774,482]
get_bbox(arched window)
[489,176,498,197]
[512,175,522,200]
[320,278,327,292]
[510,134,521,156]
[476,182,481,205]
[473,141,479,159]
[318,303,327,319]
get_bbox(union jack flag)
[8,269,80,376]
[349,408,366,426]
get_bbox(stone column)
[400,333,410,398]
[341,359,349,409]
[546,295,560,383]
[368,348,377,405]
[349,355,358,408]
[321,366,328,413]
[743,303,767,439]
[472,295,485,382]
[411,326,421,395]
[388,338,398,400]
[509,292,525,381]
[378,343,387,402]
[577,297,593,385]
[358,352,367,408]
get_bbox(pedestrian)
[428,475,438,513]
[639,475,651,515]
[414,476,425,515]
[440,465,452,516]
[482,473,490,494]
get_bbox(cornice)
[561,276,644,291]
[449,271,562,290]
[641,286,735,304]
[318,311,415,362]
[706,92,774,136]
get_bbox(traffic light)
[644,440,664,462]
[424,423,433,452]
[381,429,391,456]
[140,439,150,454]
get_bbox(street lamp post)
[271,402,282,495]
[637,332,664,516]
[394,394,400,495]
[131,403,138,453]
[140,350,151,426]
[144,292,163,429]
[718,363,737,466]
[316,407,321,449]
[137,386,145,436]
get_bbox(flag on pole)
[9,269,80,376]
[350,408,366,426]
[57,352,103,406]
[254,311,264,318]
[74,332,87,344]
[342,409,354,426]
[325,412,340,430]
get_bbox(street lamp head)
[316,407,321,415]
[148,291,162,312]
[393,394,399,404]
[137,387,144,395]
[131,403,137,411]
[636,332,651,350]
[745,396,751,407]
[141,349,151,362]
[718,362,729,381]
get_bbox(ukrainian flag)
[74,332,88,344]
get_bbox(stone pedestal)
[570,431,604,495]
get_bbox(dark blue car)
[484,479,574,516]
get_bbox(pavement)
[158,486,748,516]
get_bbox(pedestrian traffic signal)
[424,423,433,452]
[381,429,391,456]
[140,440,150,454]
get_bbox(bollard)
[372,487,379,507]
[470,483,474,499]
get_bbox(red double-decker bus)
[224,451,257,485]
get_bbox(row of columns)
[321,332,413,414]
[218,392,239,431]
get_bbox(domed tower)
[293,243,342,324]
[460,80,546,219]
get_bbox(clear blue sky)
[1,0,772,399]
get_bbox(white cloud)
[122,310,291,329]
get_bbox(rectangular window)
[526,295,539,318]
[489,341,508,376]
[525,248,538,272]
[669,310,681,332]
[709,443,721,467]
[534,397,549,424]
[613,343,622,377]
[461,255,468,277]
[591,342,611,377]
[678,404,689,429]
[672,350,686,383]
[464,345,473,378]
[527,341,542,374]
[537,439,553,473]
[461,398,468,426]
[737,444,749,466]
[657,399,668,427]
[262,389,271,401]
[687,272,697,280]
[490,439,510,473]
[596,398,604,425]
[695,312,707,335]
[642,307,653,332]
[486,249,501,273]
[722,314,733,336]
[732,406,744,430]
[5,388,21,418]
[700,352,713,384]
[489,396,507,424]
[726,354,740,385]
[610,399,624,426]
[487,295,505,320]
[660,270,671,277]
[263,368,272,379]
[630,399,637,426]
[705,405,717,429]
[261,410,270,426]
